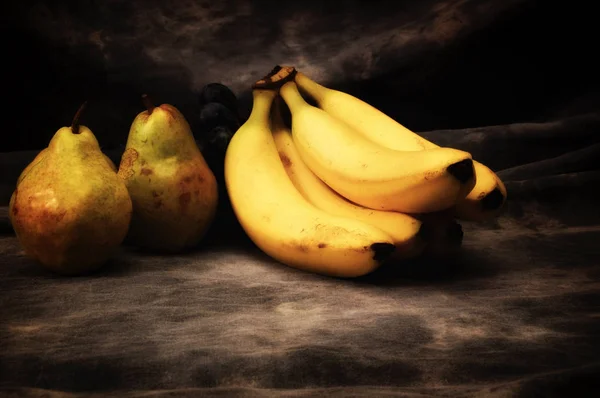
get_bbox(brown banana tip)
[446,159,474,184]
[252,65,297,90]
[371,242,396,263]
[481,187,505,211]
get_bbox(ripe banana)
[279,81,476,214]
[294,71,507,222]
[224,74,396,278]
[270,97,426,260]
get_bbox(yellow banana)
[224,75,396,278]
[279,81,476,214]
[294,71,506,222]
[270,96,426,260]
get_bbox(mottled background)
[4,0,598,152]
[2,0,600,397]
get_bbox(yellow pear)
[17,148,117,187]
[9,102,133,275]
[118,94,218,252]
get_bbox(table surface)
[1,205,599,397]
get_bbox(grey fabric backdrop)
[1,0,599,397]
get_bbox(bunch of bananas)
[224,66,506,278]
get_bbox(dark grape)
[199,126,234,184]
[201,126,233,219]
[205,125,234,154]
[199,83,239,116]
[199,102,240,134]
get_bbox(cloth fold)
[2,0,599,394]
[1,109,599,397]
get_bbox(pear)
[117,94,219,252]
[17,148,117,187]
[9,102,133,275]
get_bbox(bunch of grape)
[195,83,245,241]
[196,83,241,170]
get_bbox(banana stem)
[280,82,306,111]
[295,72,325,103]
[71,101,88,134]
[265,65,283,78]
[249,90,277,124]
[253,65,297,90]
[142,94,155,114]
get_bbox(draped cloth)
[1,0,599,396]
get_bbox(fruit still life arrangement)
[8,65,506,278]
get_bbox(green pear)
[17,148,117,187]
[117,94,218,252]
[9,102,133,275]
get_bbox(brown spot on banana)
[279,152,292,168]
[297,244,309,252]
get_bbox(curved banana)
[279,81,475,214]
[224,80,396,278]
[294,71,506,222]
[270,97,426,260]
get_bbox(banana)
[413,209,465,258]
[294,71,507,222]
[279,81,476,214]
[270,96,427,260]
[224,71,397,278]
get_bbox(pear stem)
[71,101,88,134]
[142,94,155,114]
